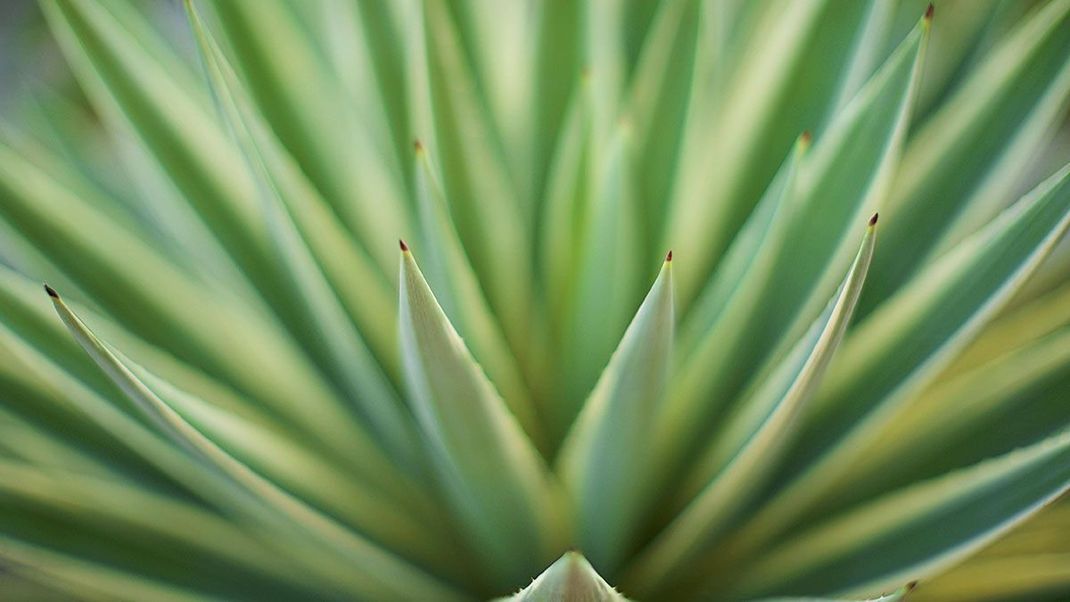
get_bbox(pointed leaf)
[627,218,876,593]
[558,253,674,571]
[742,161,1070,550]
[398,246,565,590]
[657,133,808,470]
[498,552,628,602]
[47,287,468,602]
[187,2,420,468]
[412,145,541,444]
[867,0,1070,307]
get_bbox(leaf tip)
[399,239,410,252]
[924,3,934,22]
[413,139,425,154]
[799,130,812,149]
[665,249,673,263]
[869,212,880,227]
[43,283,58,299]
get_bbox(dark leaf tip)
[924,3,934,20]
[399,239,409,252]
[869,212,879,226]
[413,139,424,153]
[43,283,58,299]
[800,130,812,146]
[665,250,673,262]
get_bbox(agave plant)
[1,0,1070,599]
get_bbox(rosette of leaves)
[0,0,1069,600]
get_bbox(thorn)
[413,139,424,153]
[399,239,409,252]
[907,581,919,591]
[800,130,812,147]
[665,250,673,262]
[924,3,934,21]
[43,283,58,299]
[869,212,879,226]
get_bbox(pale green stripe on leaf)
[837,328,1070,515]
[41,0,271,278]
[732,429,1070,599]
[558,254,674,572]
[398,247,566,591]
[187,2,420,468]
[755,13,927,370]
[869,0,1070,308]
[0,461,309,589]
[0,536,209,602]
[664,0,827,305]
[627,219,876,594]
[201,0,413,275]
[558,123,642,438]
[47,289,468,602]
[411,0,535,367]
[657,133,808,473]
[738,160,1070,559]
[412,146,542,445]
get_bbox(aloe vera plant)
[1,0,1070,599]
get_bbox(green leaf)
[834,323,1070,510]
[398,246,566,591]
[730,429,1070,599]
[0,461,312,592]
[199,0,413,275]
[497,552,628,602]
[557,253,674,571]
[186,1,420,469]
[557,122,642,437]
[740,161,1070,550]
[0,536,206,602]
[41,0,277,295]
[656,133,808,473]
[408,0,535,365]
[665,0,886,305]
[911,501,1070,601]
[866,0,1070,310]
[412,145,542,446]
[46,287,468,602]
[746,12,928,376]
[626,217,876,594]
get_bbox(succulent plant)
[1,0,1069,600]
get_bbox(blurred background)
[0,0,1068,599]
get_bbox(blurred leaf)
[48,286,467,601]
[867,0,1070,311]
[740,160,1070,565]
[732,429,1070,598]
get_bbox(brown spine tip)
[800,130,812,146]
[924,3,934,21]
[665,250,673,262]
[413,139,424,153]
[869,212,879,226]
[399,239,409,252]
[43,283,58,298]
